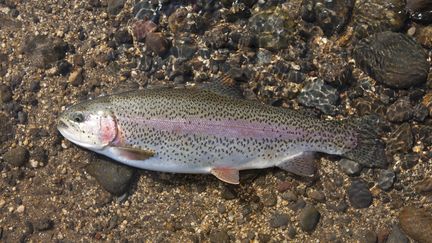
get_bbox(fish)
[57,81,387,184]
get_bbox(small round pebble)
[261,192,277,207]
[16,205,25,213]
[3,147,30,167]
[348,179,373,208]
[298,204,320,232]
[269,213,289,228]
[399,207,432,243]
[308,190,326,203]
[386,225,408,243]
[338,159,362,176]
[378,170,396,191]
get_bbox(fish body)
[58,88,386,184]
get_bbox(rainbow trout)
[57,87,386,184]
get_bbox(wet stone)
[348,179,372,208]
[21,35,68,68]
[281,190,298,202]
[386,97,414,123]
[413,103,429,122]
[354,32,429,89]
[378,170,396,191]
[3,147,29,167]
[0,84,12,103]
[33,218,54,231]
[298,205,320,232]
[85,158,136,196]
[358,229,377,243]
[269,213,289,228]
[387,225,408,243]
[261,192,277,207]
[308,190,326,203]
[131,19,157,42]
[221,185,238,200]
[287,225,297,239]
[301,0,355,36]
[145,32,170,57]
[406,0,432,24]
[400,153,420,170]
[114,29,133,45]
[297,79,339,115]
[399,207,432,243]
[107,0,125,15]
[386,123,414,154]
[338,159,362,176]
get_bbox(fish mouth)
[57,119,69,129]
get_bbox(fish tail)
[341,115,388,168]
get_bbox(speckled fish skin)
[58,88,386,180]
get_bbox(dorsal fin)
[200,73,243,99]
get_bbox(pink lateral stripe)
[124,117,305,140]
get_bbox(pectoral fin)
[211,168,240,184]
[114,146,155,161]
[278,152,316,177]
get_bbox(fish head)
[57,100,117,150]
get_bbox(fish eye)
[72,113,85,123]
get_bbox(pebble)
[287,225,297,239]
[358,229,377,243]
[387,123,414,154]
[57,60,72,76]
[21,35,68,68]
[348,179,373,208]
[85,158,136,196]
[269,213,289,228]
[33,218,54,231]
[276,181,293,193]
[308,190,326,203]
[209,230,230,243]
[68,68,84,86]
[131,19,157,42]
[378,170,396,191]
[0,84,12,103]
[338,159,362,176]
[16,205,25,213]
[221,185,238,200]
[400,153,420,170]
[281,190,298,202]
[415,177,432,194]
[107,0,125,15]
[386,225,408,243]
[3,146,29,167]
[399,207,432,243]
[261,192,277,207]
[298,205,320,232]
[406,0,432,24]
[353,32,429,89]
[114,29,133,45]
[297,79,339,115]
[145,32,170,57]
[386,97,414,123]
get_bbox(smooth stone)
[297,79,339,115]
[386,97,414,123]
[298,205,320,232]
[399,207,432,243]
[354,32,429,89]
[378,170,396,191]
[338,159,362,176]
[85,158,136,196]
[269,213,289,228]
[348,179,372,208]
[308,190,326,203]
[386,225,408,243]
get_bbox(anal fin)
[278,152,316,177]
[211,168,240,184]
[113,146,155,161]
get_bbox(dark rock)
[414,126,432,146]
[0,52,8,77]
[406,0,432,24]
[386,123,414,154]
[114,29,133,45]
[172,38,198,60]
[358,229,377,243]
[348,179,372,208]
[387,225,408,243]
[386,97,414,123]
[400,153,420,170]
[352,97,386,116]
[131,19,157,42]
[415,177,432,194]
[297,79,339,115]
[221,185,237,200]
[269,213,289,228]
[145,32,170,56]
[73,54,85,67]
[301,0,355,36]
[281,190,298,202]
[287,225,297,239]
[31,147,48,164]
[209,230,230,243]
[29,80,40,92]
[0,84,12,103]
[350,0,406,40]
[3,147,29,167]
[298,205,320,232]
[399,207,432,243]
[17,111,27,124]
[22,35,68,68]
[33,218,54,231]
[107,0,125,15]
[168,7,204,34]
[0,114,14,144]
[261,192,277,207]
[85,158,136,196]
[377,170,395,191]
[338,159,362,176]
[290,198,307,211]
[354,32,429,89]
[57,60,72,76]
[413,103,429,122]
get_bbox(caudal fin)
[342,116,388,168]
